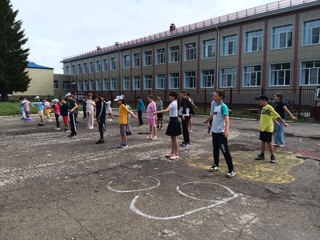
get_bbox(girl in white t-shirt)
[86,93,96,129]
[106,99,113,121]
[154,91,181,160]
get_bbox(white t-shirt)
[169,100,178,117]
[106,100,111,109]
[86,99,95,114]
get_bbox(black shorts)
[157,113,163,121]
[259,131,272,142]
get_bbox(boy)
[255,95,288,163]
[114,95,137,149]
[155,95,163,129]
[204,91,235,178]
[137,96,146,126]
[66,93,79,138]
[179,91,192,147]
[31,96,45,126]
[60,98,69,132]
[146,95,157,140]
[94,95,106,144]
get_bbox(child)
[19,97,26,120]
[179,91,192,147]
[155,95,163,129]
[31,96,45,126]
[66,93,79,138]
[255,95,288,163]
[125,99,133,136]
[207,93,216,134]
[106,98,113,122]
[273,93,296,147]
[22,97,31,120]
[52,99,61,130]
[137,96,146,126]
[154,91,181,160]
[114,95,137,149]
[60,99,69,132]
[86,93,96,130]
[147,95,157,140]
[43,99,52,122]
[82,97,87,119]
[186,93,197,132]
[94,95,106,144]
[204,91,235,178]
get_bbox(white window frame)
[222,35,238,56]
[202,39,216,59]
[133,76,141,90]
[63,81,71,90]
[77,64,82,74]
[144,51,152,66]
[300,60,320,86]
[156,48,165,65]
[102,78,109,90]
[54,80,59,89]
[110,58,116,70]
[77,80,82,91]
[243,65,262,87]
[220,68,236,88]
[123,55,130,69]
[123,77,131,90]
[169,73,180,89]
[133,53,140,68]
[184,42,196,61]
[156,74,165,89]
[89,79,94,91]
[65,66,69,74]
[201,70,215,88]
[89,62,94,73]
[303,19,320,46]
[95,60,101,72]
[245,30,263,53]
[184,71,196,89]
[110,78,117,90]
[83,63,88,74]
[269,63,291,87]
[71,65,76,75]
[144,75,152,89]
[83,80,88,91]
[272,25,293,49]
[169,46,180,63]
[95,79,101,91]
[103,59,108,71]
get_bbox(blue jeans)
[274,122,285,146]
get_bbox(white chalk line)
[107,177,161,193]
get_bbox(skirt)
[166,117,182,136]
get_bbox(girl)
[186,93,197,132]
[60,99,69,132]
[43,99,52,122]
[154,91,181,160]
[155,95,164,129]
[147,95,157,140]
[106,98,113,121]
[52,99,61,130]
[273,93,296,147]
[86,93,96,129]
[114,95,137,149]
[31,96,45,126]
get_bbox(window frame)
[303,19,320,46]
[156,48,165,65]
[272,25,293,49]
[169,46,180,63]
[169,73,180,89]
[110,78,117,90]
[144,75,152,89]
[133,76,141,90]
[110,58,117,70]
[220,68,237,88]
[202,39,216,59]
[222,34,238,56]
[243,65,262,87]
[269,63,291,87]
[201,69,215,88]
[123,77,131,90]
[102,78,109,90]
[123,55,130,69]
[184,42,197,61]
[245,30,263,53]
[300,60,320,86]
[184,71,196,89]
[144,51,152,66]
[133,53,141,68]
[156,74,165,89]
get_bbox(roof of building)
[62,0,319,63]
[27,62,54,70]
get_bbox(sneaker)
[152,136,158,141]
[227,171,236,178]
[189,129,193,133]
[180,142,187,147]
[67,134,74,138]
[165,153,174,158]
[279,145,285,148]
[169,155,179,160]
[55,128,61,131]
[122,144,128,149]
[186,142,191,146]
[270,155,276,163]
[96,139,105,144]
[147,135,152,139]
[209,165,220,172]
[66,130,71,133]
[117,144,124,149]
[255,154,265,160]
[156,125,159,129]
[37,123,41,126]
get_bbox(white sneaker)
[152,136,158,141]
[226,171,236,178]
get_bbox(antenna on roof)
[170,23,176,32]
[96,46,102,51]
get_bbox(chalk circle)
[107,176,160,193]
[176,182,236,203]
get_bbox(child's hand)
[291,116,297,121]
[224,130,229,138]
[133,115,138,119]
[153,112,157,116]
[284,122,289,128]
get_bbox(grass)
[0,102,36,116]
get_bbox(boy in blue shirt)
[31,96,45,126]
[137,96,146,126]
[204,91,235,178]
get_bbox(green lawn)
[0,102,38,116]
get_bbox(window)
[95,79,101,91]
[54,80,59,89]
[83,63,88,74]
[245,30,263,52]
[133,53,140,67]
[96,60,101,72]
[123,77,131,90]
[202,39,216,58]
[63,81,71,90]
[89,62,94,73]
[243,65,261,87]
[71,65,76,75]
[144,51,152,66]
[301,60,320,86]
[169,46,180,63]
[133,76,141,90]
[156,48,165,64]
[222,35,238,56]
[89,79,94,90]
[65,66,69,74]
[156,74,165,89]
[303,19,320,46]
[123,55,130,69]
[169,73,179,89]
[185,42,196,61]
[103,78,109,90]
[77,64,82,74]
[110,78,117,90]
[220,68,236,88]
[144,75,152,89]
[184,71,196,89]
[110,58,116,70]
[201,70,215,88]
[272,25,293,49]
[270,63,291,86]
[103,59,108,71]
[83,80,88,91]
[77,81,82,91]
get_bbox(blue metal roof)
[27,62,53,70]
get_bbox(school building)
[61,0,320,108]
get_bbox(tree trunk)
[0,91,9,102]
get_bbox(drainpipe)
[215,25,220,90]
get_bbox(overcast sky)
[11,0,273,73]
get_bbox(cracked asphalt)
[0,114,319,240]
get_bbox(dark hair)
[275,93,283,100]
[147,95,154,99]
[169,91,179,99]
[122,98,127,105]
[180,90,187,95]
[186,92,191,97]
[215,90,225,99]
[137,96,141,99]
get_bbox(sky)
[11,0,274,73]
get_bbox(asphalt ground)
[0,114,319,240]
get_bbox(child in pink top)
[147,95,157,140]
[52,99,61,130]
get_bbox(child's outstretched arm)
[154,106,170,115]
[224,115,230,138]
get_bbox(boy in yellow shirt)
[114,96,137,149]
[255,96,288,163]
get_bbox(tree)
[0,0,31,101]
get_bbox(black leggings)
[138,110,143,125]
[212,133,234,172]
[69,112,77,135]
[55,114,60,128]
[181,116,190,144]
[98,117,106,140]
